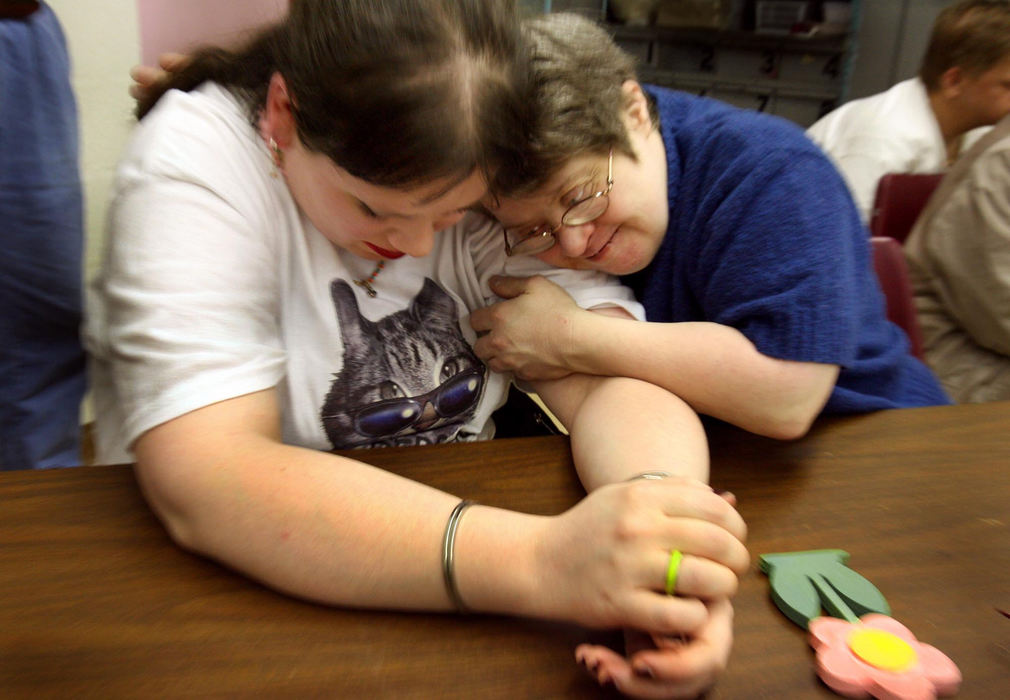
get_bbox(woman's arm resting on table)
[133,388,747,635]
[472,275,838,440]
[134,388,486,611]
[532,373,748,699]
[532,372,748,601]
[532,373,709,489]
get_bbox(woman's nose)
[393,228,435,257]
[388,220,441,258]
[389,210,466,258]
[556,221,595,258]
[432,209,466,232]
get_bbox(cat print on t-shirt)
[321,278,486,449]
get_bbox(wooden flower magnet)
[760,550,961,699]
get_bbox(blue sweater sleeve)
[661,96,873,366]
[639,87,949,412]
[696,149,869,365]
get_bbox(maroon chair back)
[870,236,925,360]
[869,173,944,243]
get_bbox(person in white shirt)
[807,0,1010,223]
[92,2,748,697]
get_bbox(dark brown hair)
[137,0,527,189]
[920,0,1010,91]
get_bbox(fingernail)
[634,664,654,678]
[717,490,737,504]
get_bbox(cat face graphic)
[322,278,486,449]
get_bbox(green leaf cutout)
[759,550,891,629]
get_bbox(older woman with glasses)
[501,148,614,256]
[474,12,950,442]
[468,16,950,691]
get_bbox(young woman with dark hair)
[90,5,747,698]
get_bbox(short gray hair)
[493,12,657,196]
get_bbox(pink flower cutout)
[809,614,961,699]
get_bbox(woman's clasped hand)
[447,475,748,698]
[526,476,748,631]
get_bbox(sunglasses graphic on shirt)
[345,367,485,439]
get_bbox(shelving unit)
[614,22,851,125]
[526,1,862,128]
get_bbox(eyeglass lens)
[561,193,609,227]
[505,150,613,256]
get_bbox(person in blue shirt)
[468,15,950,693]
[0,1,86,469]
[473,11,950,442]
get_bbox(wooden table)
[2,401,1008,698]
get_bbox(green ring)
[665,549,683,596]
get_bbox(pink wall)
[137,0,288,65]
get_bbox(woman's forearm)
[534,374,709,491]
[570,313,838,440]
[133,393,542,615]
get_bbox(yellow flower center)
[847,628,918,672]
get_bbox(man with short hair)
[807,0,1010,223]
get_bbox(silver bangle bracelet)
[628,471,672,481]
[441,499,476,613]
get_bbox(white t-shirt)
[806,78,987,223]
[85,83,642,464]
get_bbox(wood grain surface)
[2,401,1008,698]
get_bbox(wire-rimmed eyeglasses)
[502,148,614,256]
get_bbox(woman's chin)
[594,241,651,276]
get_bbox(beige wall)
[50,0,287,284]
[48,0,140,283]
[46,0,138,423]
[49,0,285,423]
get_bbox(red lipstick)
[365,243,406,259]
